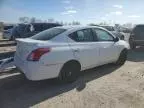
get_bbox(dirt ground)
[0,34,144,108]
[0,46,143,108]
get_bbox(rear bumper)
[14,55,63,81]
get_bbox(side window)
[94,29,114,41]
[69,29,94,42]
[43,24,51,30]
[25,25,31,32]
[34,24,43,31]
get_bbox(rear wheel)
[129,37,136,49]
[59,61,81,83]
[115,49,127,65]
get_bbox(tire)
[130,43,136,49]
[59,62,81,83]
[129,37,136,49]
[115,49,128,65]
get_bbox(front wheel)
[115,49,128,65]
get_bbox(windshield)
[134,25,144,33]
[31,28,66,40]
[4,25,13,30]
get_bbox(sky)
[0,0,144,25]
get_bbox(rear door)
[68,28,100,69]
[92,28,119,64]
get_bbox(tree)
[88,23,99,26]
[60,21,64,25]
[19,17,29,23]
[48,18,54,23]
[75,21,80,25]
[30,17,36,23]
[64,22,68,25]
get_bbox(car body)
[14,26,129,82]
[4,23,62,40]
[100,25,125,40]
[129,24,144,49]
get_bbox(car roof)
[54,25,111,35]
[100,25,114,27]
[31,23,62,25]
[17,23,62,26]
[55,25,106,30]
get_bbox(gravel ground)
[0,33,144,108]
[0,47,144,108]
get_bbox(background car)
[14,26,129,83]
[2,25,14,39]
[100,25,125,40]
[129,24,144,49]
[4,23,62,40]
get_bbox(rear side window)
[69,29,94,42]
[31,28,66,40]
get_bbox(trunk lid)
[16,38,41,60]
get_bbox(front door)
[92,28,119,64]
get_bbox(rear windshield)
[4,26,13,30]
[133,25,144,33]
[31,28,66,40]
[32,23,61,31]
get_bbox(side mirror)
[114,37,119,42]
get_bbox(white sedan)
[14,26,130,83]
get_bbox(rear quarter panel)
[39,42,76,68]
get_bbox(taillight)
[27,48,51,61]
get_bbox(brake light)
[27,48,51,61]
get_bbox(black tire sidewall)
[129,37,136,49]
[60,63,80,83]
[116,49,127,65]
